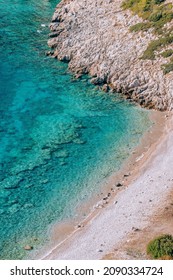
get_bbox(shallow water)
[0,0,151,259]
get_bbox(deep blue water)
[0,0,151,259]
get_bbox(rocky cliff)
[48,0,173,110]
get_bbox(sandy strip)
[41,113,173,260]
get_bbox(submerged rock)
[24,245,33,251]
[1,175,23,190]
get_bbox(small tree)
[154,0,165,4]
[147,234,173,259]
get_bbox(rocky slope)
[48,0,173,110]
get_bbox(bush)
[130,22,153,32]
[154,0,165,4]
[149,11,163,22]
[143,0,153,12]
[162,62,173,74]
[122,0,138,9]
[147,234,173,259]
[142,35,173,60]
[161,49,173,58]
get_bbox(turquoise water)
[0,0,151,259]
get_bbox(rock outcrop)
[48,0,173,110]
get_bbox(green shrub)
[147,234,173,259]
[162,62,173,74]
[142,35,173,60]
[130,22,153,32]
[161,49,173,58]
[149,11,163,22]
[122,0,139,10]
[143,0,153,12]
[154,0,165,4]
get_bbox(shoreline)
[35,110,172,260]
[48,0,173,111]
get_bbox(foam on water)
[0,0,151,259]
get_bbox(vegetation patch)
[147,234,173,259]
[160,49,173,57]
[130,22,153,32]
[141,35,173,59]
[162,60,173,74]
[122,0,173,73]
[122,0,173,34]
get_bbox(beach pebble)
[124,173,130,177]
[103,201,108,205]
[132,227,140,232]
[75,224,84,229]
[96,205,104,209]
[24,245,33,251]
[116,182,122,187]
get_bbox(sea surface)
[0,0,151,259]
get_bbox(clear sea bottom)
[0,0,151,259]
